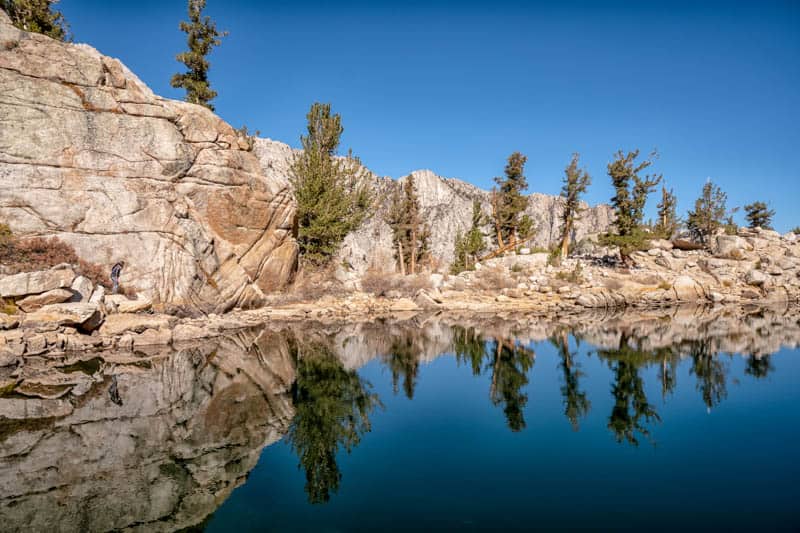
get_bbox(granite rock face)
[253,139,614,281]
[0,10,298,313]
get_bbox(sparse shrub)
[235,125,259,151]
[473,266,517,291]
[0,298,18,315]
[547,247,562,267]
[792,227,800,235]
[361,270,432,297]
[510,262,524,274]
[554,262,584,285]
[0,224,112,288]
[658,281,672,291]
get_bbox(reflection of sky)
[209,340,800,531]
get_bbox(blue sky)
[59,1,799,230]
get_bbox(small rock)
[746,269,768,287]
[89,285,106,304]
[69,276,93,302]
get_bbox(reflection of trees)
[384,337,420,399]
[287,341,381,504]
[598,336,660,446]
[744,354,773,379]
[453,326,485,376]
[551,331,590,431]
[656,347,679,400]
[453,327,535,432]
[488,339,535,432]
[688,340,728,410]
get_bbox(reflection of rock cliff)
[0,10,297,312]
[0,330,295,532]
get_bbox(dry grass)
[472,266,517,291]
[361,269,432,297]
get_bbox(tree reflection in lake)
[688,339,729,411]
[597,335,661,446]
[287,340,382,504]
[384,336,421,399]
[551,331,591,431]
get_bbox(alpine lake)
[1,306,798,532]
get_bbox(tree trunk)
[410,226,417,275]
[398,240,406,276]
[560,219,572,259]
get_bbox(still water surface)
[0,309,798,531]
[206,313,800,532]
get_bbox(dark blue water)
[206,325,800,532]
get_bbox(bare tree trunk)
[398,240,406,276]
[560,219,572,260]
[410,226,417,275]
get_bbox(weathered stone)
[16,288,73,313]
[131,328,172,347]
[99,313,173,336]
[672,276,705,301]
[0,15,297,313]
[746,269,768,287]
[22,303,104,332]
[0,269,75,299]
[0,314,19,330]
[88,285,106,304]
[69,276,93,302]
[714,235,753,260]
[172,324,211,343]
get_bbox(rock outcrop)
[252,138,614,283]
[0,10,298,313]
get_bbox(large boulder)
[0,269,75,299]
[22,303,104,332]
[714,235,753,259]
[16,288,74,312]
[0,12,297,313]
[672,276,706,301]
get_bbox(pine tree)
[600,149,661,259]
[607,150,661,236]
[686,180,728,245]
[491,152,529,247]
[388,175,429,275]
[558,153,591,259]
[170,0,227,111]
[451,199,486,274]
[744,201,775,230]
[289,103,372,266]
[2,0,69,40]
[654,186,679,238]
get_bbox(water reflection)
[288,340,381,504]
[0,305,798,529]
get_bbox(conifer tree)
[170,0,227,111]
[600,149,661,259]
[491,152,529,247]
[451,199,486,274]
[607,150,661,236]
[654,186,679,238]
[290,103,372,266]
[388,175,429,275]
[744,201,775,230]
[686,180,728,245]
[2,0,69,40]
[558,153,591,259]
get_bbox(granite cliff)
[0,10,298,313]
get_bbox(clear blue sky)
[59,1,799,231]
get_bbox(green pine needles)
[290,103,372,266]
[171,0,227,111]
[2,0,69,40]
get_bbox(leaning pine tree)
[558,153,591,260]
[289,102,372,266]
[744,201,775,230]
[1,0,69,40]
[171,0,227,111]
